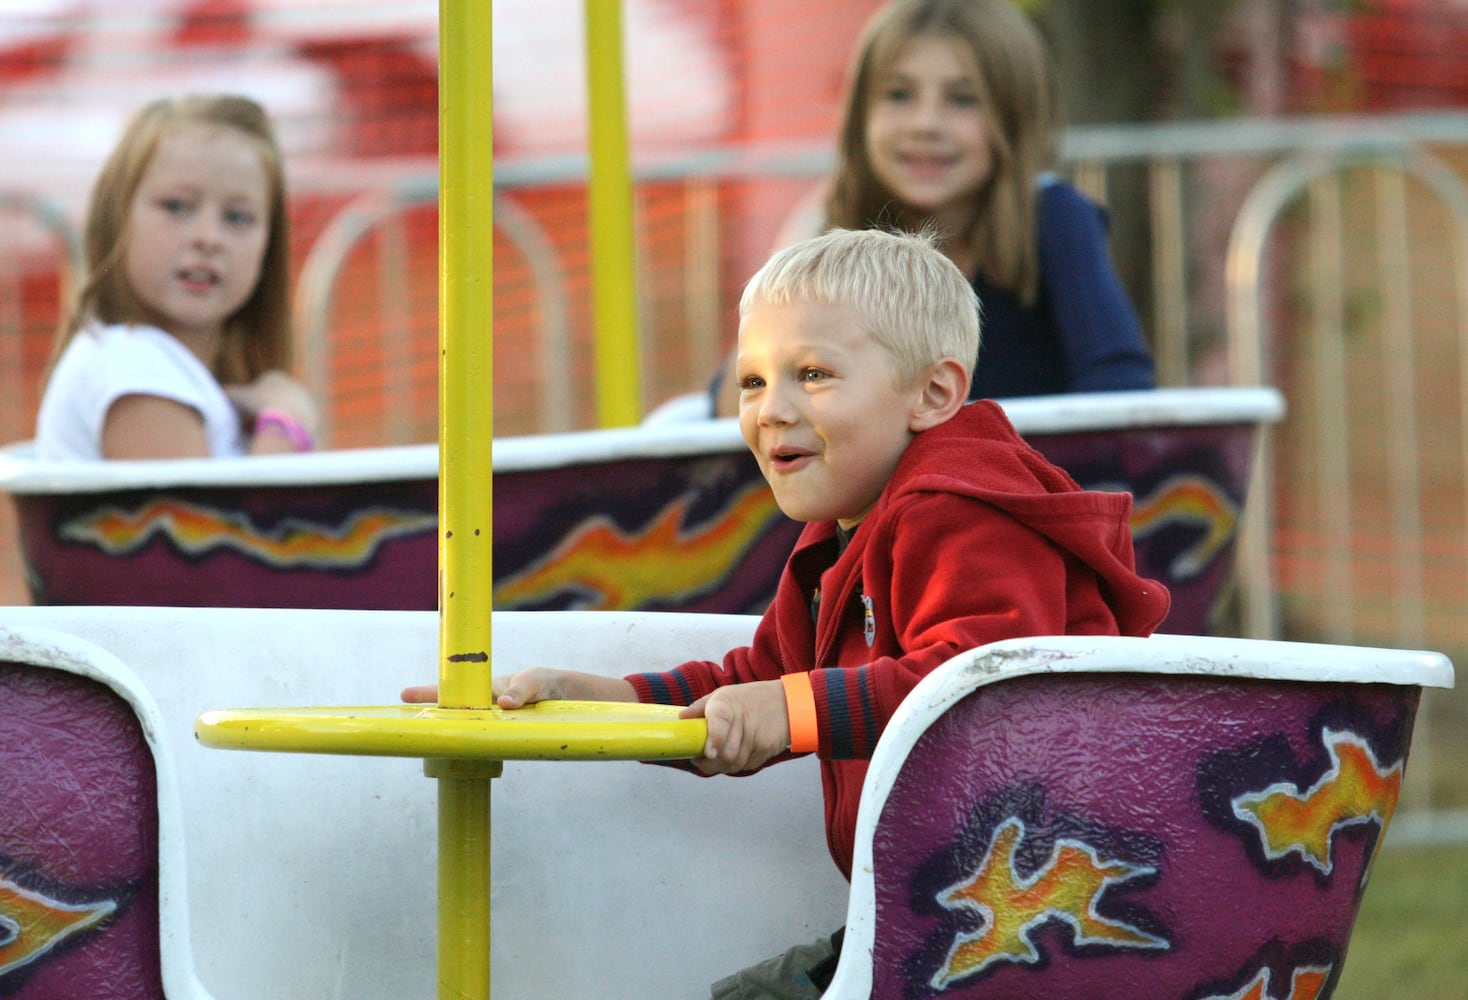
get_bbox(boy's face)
[736,298,925,529]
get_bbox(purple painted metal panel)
[0,661,164,998]
[15,479,438,610]
[868,672,1416,998]
[1027,422,1257,635]
[9,419,1255,629]
[491,449,798,614]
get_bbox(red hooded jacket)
[627,400,1170,878]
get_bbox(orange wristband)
[781,671,819,754]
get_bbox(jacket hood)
[885,399,1170,635]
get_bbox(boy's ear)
[909,358,968,432]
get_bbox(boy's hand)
[399,670,636,710]
[397,669,556,709]
[492,668,573,709]
[401,684,439,704]
[680,679,790,775]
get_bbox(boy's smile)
[736,299,927,529]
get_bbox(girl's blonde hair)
[740,227,980,388]
[825,0,1059,306]
[53,94,293,382]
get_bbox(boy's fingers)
[495,669,557,709]
[401,684,438,704]
[700,696,730,760]
[677,693,711,719]
[496,679,532,709]
[705,698,751,769]
[677,694,722,759]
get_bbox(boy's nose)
[757,383,799,425]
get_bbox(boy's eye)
[159,197,192,216]
[737,375,765,391]
[799,368,829,383]
[879,83,913,104]
[947,90,980,108]
[224,207,258,227]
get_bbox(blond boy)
[406,227,1168,998]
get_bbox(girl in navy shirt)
[712,0,1153,416]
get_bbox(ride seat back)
[826,633,1454,1000]
[0,626,211,1000]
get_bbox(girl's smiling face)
[123,123,270,355]
[736,298,928,529]
[863,34,993,234]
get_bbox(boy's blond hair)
[739,227,981,387]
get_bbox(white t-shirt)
[35,322,245,460]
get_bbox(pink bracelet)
[255,408,313,452]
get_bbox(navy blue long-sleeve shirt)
[705,178,1153,412]
[970,177,1154,400]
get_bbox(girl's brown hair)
[54,94,293,382]
[825,0,1060,305]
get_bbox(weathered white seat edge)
[0,606,845,999]
[0,624,216,1000]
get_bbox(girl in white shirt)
[36,94,317,461]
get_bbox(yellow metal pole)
[583,0,642,427]
[438,0,495,997]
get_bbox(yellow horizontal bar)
[195,701,707,761]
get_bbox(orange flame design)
[1128,474,1238,579]
[933,817,1167,988]
[1204,964,1331,1000]
[0,875,116,976]
[492,483,784,610]
[1232,729,1402,875]
[60,498,435,569]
